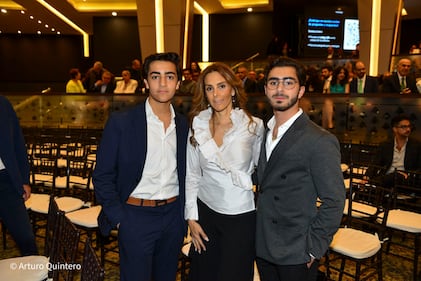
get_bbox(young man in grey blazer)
[255,57,345,281]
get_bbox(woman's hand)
[188,220,209,254]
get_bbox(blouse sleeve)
[184,130,202,220]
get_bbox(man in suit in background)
[382,58,419,94]
[255,57,345,281]
[90,71,116,93]
[0,96,38,256]
[93,52,189,281]
[350,60,379,94]
[237,65,257,93]
[368,114,421,187]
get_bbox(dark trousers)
[256,257,319,281]
[188,199,256,281]
[0,170,38,256]
[118,198,184,281]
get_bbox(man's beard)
[271,93,299,112]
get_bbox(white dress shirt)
[185,108,264,220]
[114,79,138,94]
[265,108,303,160]
[0,157,5,170]
[130,98,179,199]
[386,138,407,174]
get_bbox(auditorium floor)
[0,229,419,281]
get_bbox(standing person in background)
[0,96,38,256]
[350,60,379,94]
[66,68,87,93]
[255,57,345,281]
[94,52,188,281]
[237,65,257,93]
[186,62,264,281]
[382,58,419,94]
[191,61,202,74]
[128,58,144,93]
[114,69,138,94]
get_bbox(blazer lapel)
[263,114,307,179]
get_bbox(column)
[136,0,187,59]
[358,0,400,76]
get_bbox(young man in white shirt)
[94,52,189,281]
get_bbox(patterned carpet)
[0,226,420,281]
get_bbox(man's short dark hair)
[264,57,306,87]
[142,52,182,81]
[391,114,411,127]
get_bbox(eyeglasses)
[266,78,298,90]
[395,124,413,129]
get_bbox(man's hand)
[22,184,31,201]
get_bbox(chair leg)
[338,257,346,281]
[1,220,6,250]
[413,234,420,281]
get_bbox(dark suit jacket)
[256,113,345,264]
[381,72,419,94]
[93,101,189,235]
[350,75,379,93]
[0,96,30,196]
[90,82,116,93]
[243,77,257,93]
[371,138,421,174]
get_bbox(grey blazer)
[256,113,345,265]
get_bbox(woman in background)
[66,68,86,93]
[330,66,350,93]
[185,62,264,281]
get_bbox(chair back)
[44,195,64,257]
[81,238,105,281]
[346,163,394,240]
[50,215,81,281]
[393,169,421,212]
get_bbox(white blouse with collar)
[185,108,264,220]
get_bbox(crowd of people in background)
[65,42,420,97]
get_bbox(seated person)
[382,58,419,94]
[91,71,116,93]
[366,114,421,187]
[350,61,379,94]
[66,68,86,93]
[114,69,138,94]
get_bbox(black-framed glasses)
[266,78,298,90]
[395,124,413,129]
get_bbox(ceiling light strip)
[155,0,164,53]
[36,0,90,57]
[369,0,381,76]
[193,1,209,62]
[182,0,191,68]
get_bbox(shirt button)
[274,196,279,201]
[272,219,277,224]
[281,175,286,179]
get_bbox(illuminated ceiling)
[0,0,273,35]
[0,0,420,36]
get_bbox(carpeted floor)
[0,226,420,281]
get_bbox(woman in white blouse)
[114,69,138,94]
[185,62,264,281]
